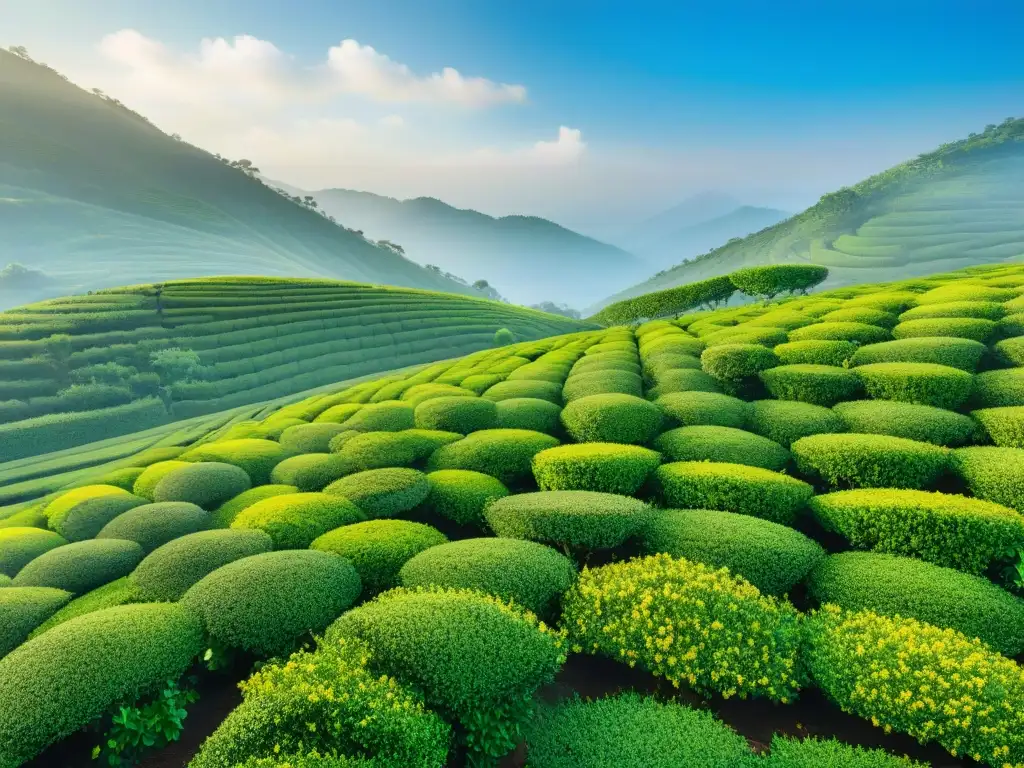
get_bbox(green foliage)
[654,391,748,431]
[485,490,654,553]
[28,577,139,639]
[325,468,430,519]
[915,282,1017,304]
[153,461,252,509]
[559,394,663,445]
[729,264,828,301]
[326,587,566,763]
[278,423,352,454]
[854,362,974,409]
[833,399,978,447]
[180,439,290,484]
[0,586,72,656]
[44,483,135,531]
[93,678,199,768]
[759,364,863,406]
[398,537,576,617]
[809,488,1024,574]
[97,501,209,553]
[483,379,564,404]
[564,554,803,701]
[807,551,1024,657]
[270,453,352,492]
[334,431,424,470]
[789,321,891,345]
[791,433,949,490]
[181,550,362,656]
[971,367,1024,408]
[642,508,824,596]
[523,693,756,768]
[0,603,203,768]
[231,492,366,548]
[531,443,661,495]
[0,527,67,577]
[494,327,515,346]
[11,538,144,595]
[773,340,858,367]
[94,466,146,492]
[420,469,510,527]
[653,426,790,471]
[311,520,447,595]
[209,485,298,528]
[900,300,1005,321]
[648,461,813,525]
[561,370,644,402]
[892,317,997,343]
[743,399,844,447]
[761,735,927,768]
[699,344,778,394]
[804,606,1024,767]
[133,460,191,500]
[494,397,563,434]
[427,428,560,486]
[951,445,1024,511]
[644,369,721,400]
[819,307,899,328]
[592,275,736,325]
[402,384,477,408]
[850,337,987,371]
[312,402,364,425]
[414,396,497,433]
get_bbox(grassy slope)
[596,118,1024,312]
[309,188,650,307]
[0,50,478,307]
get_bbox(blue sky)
[6,0,1023,235]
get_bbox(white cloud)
[379,114,405,128]
[459,126,586,167]
[531,126,585,163]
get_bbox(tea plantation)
[3,262,1024,767]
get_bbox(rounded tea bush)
[850,336,987,372]
[762,735,928,768]
[181,550,362,656]
[311,520,448,594]
[326,468,430,519]
[27,577,140,639]
[563,554,802,701]
[892,317,997,343]
[426,429,560,486]
[819,307,899,329]
[561,370,644,402]
[523,693,755,768]
[773,340,858,367]
[0,527,68,577]
[807,551,1024,657]
[644,369,722,401]
[900,299,1005,321]
[152,461,252,510]
[232,489,366,546]
[421,469,510,527]
[414,396,497,434]
[11,539,145,595]
[560,394,663,445]
[484,490,654,552]
[335,431,427,470]
[180,439,290,485]
[648,462,813,525]
[744,399,845,448]
[403,384,477,408]
[48,492,149,543]
[96,501,210,553]
[209,485,298,529]
[808,488,1024,574]
[44,484,136,532]
[971,367,1024,409]
[832,400,978,447]
[132,529,274,602]
[759,364,863,407]
[278,423,353,454]
[854,362,973,409]
[0,603,203,768]
[92,467,146,492]
[653,426,790,471]
[132,460,191,500]
[0,587,72,656]
[312,402,363,425]
[655,391,748,429]
[642,508,825,596]
[532,443,661,495]
[571,355,641,376]
[951,445,1024,511]
[269,453,352,492]
[461,373,505,395]
[791,433,949,490]
[700,343,779,384]
[788,321,891,345]
[494,397,563,435]
[399,538,576,617]
[338,401,415,432]
[483,380,563,405]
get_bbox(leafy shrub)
[699,343,779,391]
[420,469,510,527]
[494,327,515,346]
[312,402,363,425]
[833,400,977,447]
[761,735,927,768]
[334,431,426,470]
[892,317,997,343]
[209,485,298,528]
[485,490,654,553]
[532,443,661,495]
[180,439,290,485]
[854,362,973,409]
[648,462,813,525]
[843,290,919,313]
[915,283,1016,304]
[27,577,139,639]
[638,334,704,358]
[44,483,133,530]
[971,367,1024,408]
[11,538,144,595]
[133,529,274,602]
[593,275,735,325]
[759,364,862,406]
[0,506,47,531]
[654,392,748,431]
[807,552,1024,656]
[643,353,702,380]
[278,423,353,454]
[900,300,1005,321]
[788,321,890,345]
[730,264,828,301]
[653,426,790,471]
[773,340,858,367]
[94,466,146,491]
[326,587,566,762]
[0,603,203,768]
[51,492,149,542]
[0,586,72,656]
[702,326,789,348]
[311,520,447,594]
[133,460,191,500]
[951,446,1024,510]
[644,369,721,400]
[819,307,899,328]
[0,527,67,577]
[325,468,430,519]
[560,394,663,445]
[494,397,563,434]
[414,396,497,433]
[153,461,252,509]
[182,550,362,656]
[571,355,641,375]
[561,370,644,402]
[809,488,1024,574]
[564,554,802,701]
[96,501,209,552]
[269,453,352,491]
[460,373,504,394]
[850,337,987,371]
[523,693,756,768]
[508,366,570,384]
[791,433,949,489]
[804,606,1024,767]
[251,417,307,440]
[642,508,824,596]
[402,384,477,408]
[231,492,366,548]
[426,429,560,486]
[743,399,844,448]
[483,379,564,404]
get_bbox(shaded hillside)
[596,118,1024,311]
[0,49,478,308]
[308,187,649,307]
[611,191,741,252]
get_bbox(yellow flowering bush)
[563,553,803,702]
[804,605,1024,768]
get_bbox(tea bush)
[133,460,191,500]
[761,735,927,768]
[44,484,137,534]
[426,429,560,486]
[209,485,298,528]
[269,453,353,492]
[854,362,973,409]
[181,550,362,656]
[788,321,891,345]
[483,380,563,404]
[153,462,252,509]
[850,337,987,371]
[899,300,1004,321]
[560,394,663,445]
[420,469,510,527]
[27,577,139,639]
[892,317,997,343]
[96,501,209,552]
[334,431,426,470]
[648,462,813,525]
[642,508,824,596]
[654,391,748,430]
[950,445,1024,510]
[564,554,803,701]
[402,384,477,408]
[759,364,863,406]
[773,340,857,367]
[819,307,899,328]
[312,402,364,424]
[971,367,1024,408]
[700,343,779,383]
[532,443,662,495]
[11,538,145,594]
[561,370,644,402]
[791,433,949,489]
[653,426,790,471]
[180,439,290,484]
[278,423,353,454]
[92,466,146,492]
[494,397,563,434]
[743,399,845,447]
[336,401,416,432]
[0,586,72,656]
[644,369,721,400]
[0,527,67,577]
[325,469,430,519]
[832,400,978,447]
[232,492,366,548]
[414,396,497,433]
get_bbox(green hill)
[0,49,481,308]
[0,277,592,461]
[596,117,1024,311]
